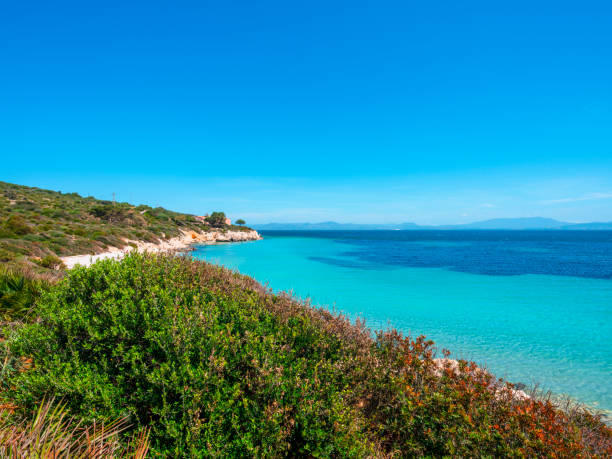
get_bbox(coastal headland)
[0,180,261,273]
[61,228,262,269]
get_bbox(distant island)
[254,217,612,231]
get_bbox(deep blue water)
[289,230,612,279]
[192,230,612,416]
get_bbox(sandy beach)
[61,229,261,269]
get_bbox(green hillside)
[0,181,243,272]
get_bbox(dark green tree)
[206,211,226,227]
[235,219,246,226]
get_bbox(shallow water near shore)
[191,230,612,416]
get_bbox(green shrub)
[0,249,15,262]
[48,243,68,256]
[90,205,115,221]
[21,234,45,242]
[15,200,37,211]
[3,215,33,236]
[37,222,53,231]
[70,226,87,237]
[35,254,65,270]
[91,231,106,240]
[49,236,69,248]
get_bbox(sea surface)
[191,230,612,416]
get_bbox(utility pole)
[113,192,116,205]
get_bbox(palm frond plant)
[0,399,149,458]
[0,267,49,322]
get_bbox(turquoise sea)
[191,230,612,417]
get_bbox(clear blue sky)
[2,1,611,224]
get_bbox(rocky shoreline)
[61,228,262,269]
[187,229,262,243]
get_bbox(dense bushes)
[4,254,611,457]
[6,254,372,456]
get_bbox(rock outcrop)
[187,229,262,243]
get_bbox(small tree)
[235,219,246,226]
[206,211,226,228]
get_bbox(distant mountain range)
[254,221,422,231]
[254,218,612,231]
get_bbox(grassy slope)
[0,181,249,272]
